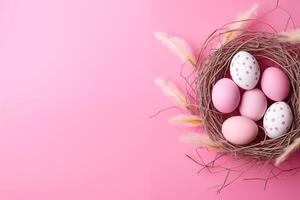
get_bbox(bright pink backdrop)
[0,0,299,199]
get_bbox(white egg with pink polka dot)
[263,101,293,139]
[230,51,260,90]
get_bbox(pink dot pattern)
[263,101,293,138]
[230,51,260,90]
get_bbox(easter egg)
[212,78,240,113]
[239,89,267,121]
[261,67,290,101]
[263,102,293,138]
[222,116,258,145]
[230,51,260,90]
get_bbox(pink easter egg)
[261,67,290,101]
[239,89,267,121]
[212,78,240,113]
[222,116,258,145]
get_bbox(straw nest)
[197,29,300,162]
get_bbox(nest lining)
[197,30,300,161]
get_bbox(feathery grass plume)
[154,77,188,109]
[224,4,258,43]
[180,133,219,150]
[154,32,196,67]
[169,114,202,127]
[278,29,300,42]
[275,137,300,166]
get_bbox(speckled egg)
[222,116,258,145]
[263,102,293,139]
[230,51,260,90]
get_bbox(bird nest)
[197,29,300,162]
[154,3,300,192]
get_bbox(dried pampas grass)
[180,133,219,150]
[223,3,258,43]
[154,77,188,109]
[154,32,196,66]
[168,114,202,127]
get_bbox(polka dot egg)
[230,51,260,90]
[263,101,293,139]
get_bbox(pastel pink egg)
[239,89,267,121]
[222,116,258,145]
[261,67,290,101]
[212,78,240,113]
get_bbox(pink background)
[0,0,299,199]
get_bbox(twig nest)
[197,30,300,161]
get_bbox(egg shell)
[230,51,260,90]
[222,116,258,145]
[212,78,240,113]
[239,89,267,121]
[261,67,290,101]
[263,102,293,138]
